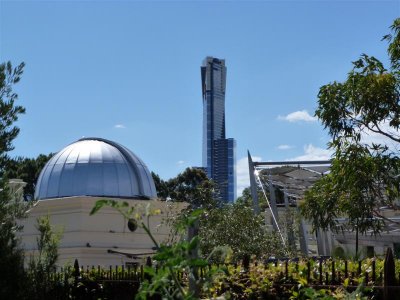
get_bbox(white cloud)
[277,144,294,150]
[278,110,317,123]
[177,160,185,165]
[288,144,332,161]
[236,155,262,197]
[114,124,126,129]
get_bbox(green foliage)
[291,286,336,300]
[0,177,29,300]
[0,61,26,169]
[33,253,395,299]
[136,226,208,299]
[302,146,398,235]
[236,187,302,255]
[31,215,62,271]
[236,186,269,211]
[90,198,134,218]
[169,168,215,207]
[302,18,400,235]
[152,168,217,209]
[5,153,53,200]
[209,263,274,299]
[211,259,378,299]
[291,281,369,300]
[151,171,170,200]
[28,215,62,300]
[0,61,29,300]
[279,207,302,254]
[385,18,400,71]
[198,201,286,262]
[91,199,221,299]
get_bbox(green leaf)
[89,199,109,215]
[188,258,208,267]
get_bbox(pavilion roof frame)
[248,150,331,215]
[253,160,332,167]
[247,151,332,255]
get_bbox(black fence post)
[384,247,396,300]
[372,260,376,283]
[319,260,323,285]
[144,257,152,282]
[242,254,250,273]
[285,260,288,280]
[73,259,80,299]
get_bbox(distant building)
[201,56,236,203]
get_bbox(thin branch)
[168,265,187,299]
[348,116,400,142]
[141,222,160,250]
[369,121,400,142]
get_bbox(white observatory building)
[20,138,184,266]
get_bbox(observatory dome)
[35,138,157,200]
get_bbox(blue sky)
[1,0,399,195]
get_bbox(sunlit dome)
[35,137,157,200]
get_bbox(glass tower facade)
[201,57,236,203]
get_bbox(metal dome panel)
[35,138,157,200]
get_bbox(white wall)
[19,197,186,267]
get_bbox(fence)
[44,259,148,300]
[262,248,400,299]
[43,248,400,299]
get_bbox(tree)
[0,180,29,299]
[28,216,62,300]
[168,167,217,209]
[0,61,29,299]
[151,171,170,200]
[236,186,270,211]
[0,62,25,171]
[5,153,53,201]
[301,19,400,240]
[198,201,286,262]
[153,168,217,209]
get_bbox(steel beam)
[247,151,260,215]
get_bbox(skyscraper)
[201,57,236,203]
